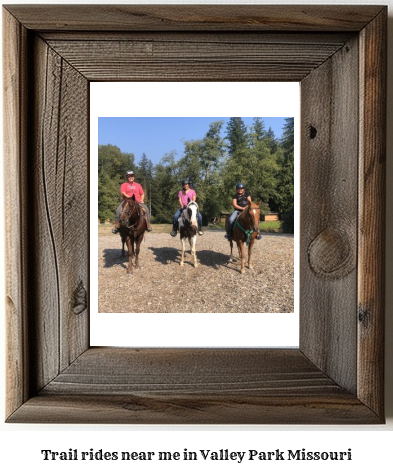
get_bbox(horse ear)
[187,197,190,203]
[131,194,135,201]
[256,201,262,207]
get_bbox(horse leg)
[190,235,198,267]
[238,241,245,274]
[180,237,186,266]
[126,237,133,274]
[121,236,125,257]
[229,239,234,262]
[248,238,255,269]
[134,236,142,269]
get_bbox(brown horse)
[119,195,147,274]
[227,200,261,274]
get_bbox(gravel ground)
[98,230,294,313]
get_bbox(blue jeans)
[173,208,202,229]
[226,210,240,233]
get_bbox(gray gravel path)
[98,231,294,313]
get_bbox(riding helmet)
[236,182,245,189]
[182,178,191,186]
[125,170,135,177]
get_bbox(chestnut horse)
[179,200,199,267]
[227,200,261,274]
[119,195,147,274]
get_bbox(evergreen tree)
[98,145,135,222]
[276,118,295,232]
[137,153,154,211]
[225,117,248,156]
[250,117,267,143]
[151,152,178,222]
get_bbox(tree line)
[98,117,294,232]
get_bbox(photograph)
[97,116,295,314]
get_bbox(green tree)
[98,144,136,222]
[276,118,295,232]
[225,117,248,156]
[151,152,179,222]
[137,153,154,211]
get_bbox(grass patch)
[207,221,283,233]
[260,220,282,233]
[98,223,172,236]
[98,220,283,236]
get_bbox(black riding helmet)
[236,182,245,189]
[182,178,191,187]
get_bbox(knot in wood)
[308,228,355,279]
[73,281,87,315]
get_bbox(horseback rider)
[170,178,204,237]
[225,183,262,240]
[112,171,152,234]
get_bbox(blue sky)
[98,117,290,166]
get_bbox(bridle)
[235,204,260,244]
[120,199,142,231]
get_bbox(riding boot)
[112,222,120,234]
[145,217,153,232]
[170,227,177,237]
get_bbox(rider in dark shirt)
[225,183,262,240]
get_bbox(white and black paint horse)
[178,200,199,267]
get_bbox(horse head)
[119,194,138,226]
[246,200,262,233]
[186,201,199,229]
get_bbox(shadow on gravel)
[103,248,128,269]
[148,246,181,265]
[196,249,230,269]
[148,246,229,270]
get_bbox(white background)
[90,82,300,348]
[1,0,392,473]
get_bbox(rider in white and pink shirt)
[170,178,203,237]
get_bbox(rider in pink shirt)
[112,171,152,233]
[120,181,144,203]
[170,178,203,237]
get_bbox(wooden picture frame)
[3,5,386,424]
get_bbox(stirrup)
[198,230,204,236]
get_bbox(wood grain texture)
[29,36,90,389]
[300,36,359,394]
[45,35,349,82]
[3,8,30,417]
[7,348,379,424]
[3,5,384,32]
[357,9,387,416]
[3,5,386,424]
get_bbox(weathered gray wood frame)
[3,5,386,424]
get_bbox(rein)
[234,206,259,245]
[235,220,255,245]
[122,202,142,232]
